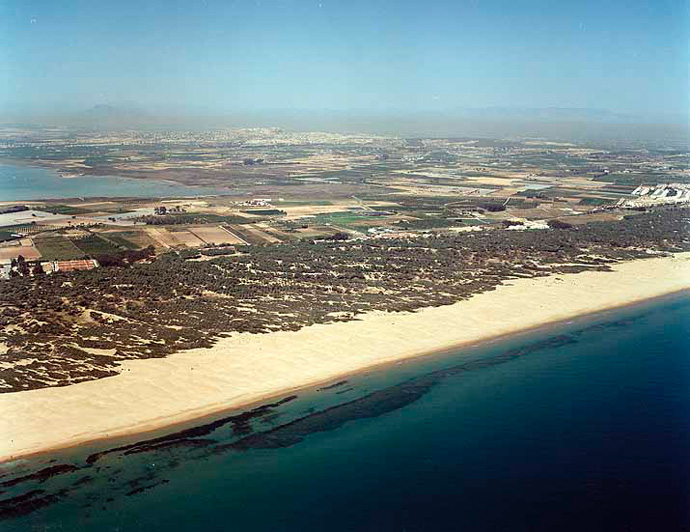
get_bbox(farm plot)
[0,242,42,261]
[306,211,394,233]
[144,227,179,249]
[189,225,245,245]
[34,235,85,260]
[107,230,157,250]
[168,229,205,247]
[104,231,144,250]
[225,224,272,245]
[244,224,282,244]
[72,234,121,256]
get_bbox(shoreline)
[34,287,690,460]
[1,252,689,464]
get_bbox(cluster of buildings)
[236,198,275,208]
[0,259,98,280]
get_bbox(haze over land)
[4,105,689,145]
[2,0,688,141]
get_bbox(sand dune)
[1,252,688,462]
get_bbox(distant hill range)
[70,104,156,128]
[453,107,635,123]
[62,105,646,129]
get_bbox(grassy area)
[392,205,443,213]
[242,209,286,216]
[579,197,617,206]
[34,236,85,260]
[307,211,390,232]
[458,218,486,226]
[318,170,370,181]
[42,204,92,215]
[310,212,377,224]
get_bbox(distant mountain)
[3,105,685,143]
[67,105,641,129]
[454,107,637,123]
[82,104,141,117]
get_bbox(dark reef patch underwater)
[1,293,688,531]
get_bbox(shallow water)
[1,294,688,531]
[0,163,224,201]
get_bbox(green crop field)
[242,209,286,216]
[42,204,92,215]
[579,197,617,206]
[72,234,121,256]
[309,211,381,228]
[34,236,85,260]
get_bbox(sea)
[0,163,225,201]
[1,294,688,531]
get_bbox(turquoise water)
[0,163,225,200]
[1,294,689,531]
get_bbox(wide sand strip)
[1,252,689,462]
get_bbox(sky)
[0,0,688,120]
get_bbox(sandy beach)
[1,252,688,463]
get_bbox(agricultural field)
[0,240,41,261]
[104,230,156,250]
[104,231,144,250]
[71,234,122,256]
[189,226,246,245]
[240,209,286,216]
[268,223,342,241]
[224,224,275,245]
[1,128,687,262]
[40,204,93,215]
[34,235,85,260]
[168,229,206,247]
[302,211,396,233]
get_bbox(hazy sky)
[1,0,688,118]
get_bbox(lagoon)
[0,163,225,201]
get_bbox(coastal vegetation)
[1,208,687,393]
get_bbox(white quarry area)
[620,183,690,209]
[505,219,550,230]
